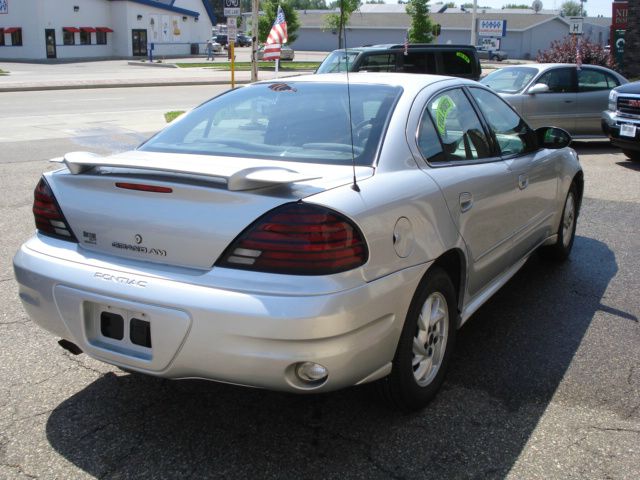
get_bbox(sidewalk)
[0,55,319,92]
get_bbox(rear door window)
[400,52,436,73]
[578,68,620,91]
[419,88,492,162]
[359,54,395,72]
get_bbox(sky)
[381,0,615,18]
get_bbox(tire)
[622,149,640,162]
[377,267,457,411]
[541,183,578,261]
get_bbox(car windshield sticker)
[456,52,471,64]
[436,95,455,136]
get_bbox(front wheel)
[622,149,640,162]
[378,267,457,411]
[541,183,578,261]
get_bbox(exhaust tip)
[58,339,83,355]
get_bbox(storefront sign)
[223,0,240,17]
[612,1,628,29]
[478,20,507,38]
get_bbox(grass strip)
[164,111,185,123]
[175,61,319,71]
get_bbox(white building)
[0,0,215,60]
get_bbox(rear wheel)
[622,149,640,162]
[378,267,456,411]
[541,183,578,261]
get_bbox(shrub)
[536,35,616,69]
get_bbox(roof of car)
[332,44,477,53]
[254,72,477,95]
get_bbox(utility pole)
[470,0,478,46]
[251,0,259,82]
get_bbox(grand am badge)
[111,241,167,257]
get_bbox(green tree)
[502,4,531,8]
[406,0,435,43]
[259,0,301,44]
[561,1,586,17]
[290,0,330,8]
[324,0,361,49]
[366,0,385,3]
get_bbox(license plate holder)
[620,123,637,138]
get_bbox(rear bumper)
[14,236,427,393]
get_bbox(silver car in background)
[481,63,627,137]
[14,74,582,410]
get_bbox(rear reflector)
[116,182,173,193]
[33,177,78,242]
[216,202,368,275]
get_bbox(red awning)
[3,27,20,34]
[63,27,80,33]
[95,27,114,33]
[80,27,96,33]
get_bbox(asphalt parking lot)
[0,91,639,477]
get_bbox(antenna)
[341,0,360,192]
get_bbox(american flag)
[263,6,288,61]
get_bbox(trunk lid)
[47,151,372,270]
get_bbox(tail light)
[33,177,78,242]
[216,203,368,275]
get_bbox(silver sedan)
[481,63,627,137]
[13,73,582,410]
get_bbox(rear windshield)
[480,67,538,93]
[140,82,402,166]
[316,50,361,73]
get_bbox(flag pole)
[275,58,279,78]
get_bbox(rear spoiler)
[52,151,321,191]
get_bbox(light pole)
[470,0,478,46]
[251,0,259,82]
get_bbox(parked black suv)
[214,34,228,47]
[602,80,640,161]
[236,34,252,47]
[316,44,482,80]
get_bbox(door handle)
[518,174,529,190]
[459,192,473,213]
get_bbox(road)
[0,87,639,479]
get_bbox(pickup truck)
[602,80,640,161]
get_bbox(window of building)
[80,27,94,45]
[63,28,78,45]
[0,29,4,47]
[11,28,22,46]
[95,27,113,45]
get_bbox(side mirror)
[528,83,550,94]
[536,126,572,149]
